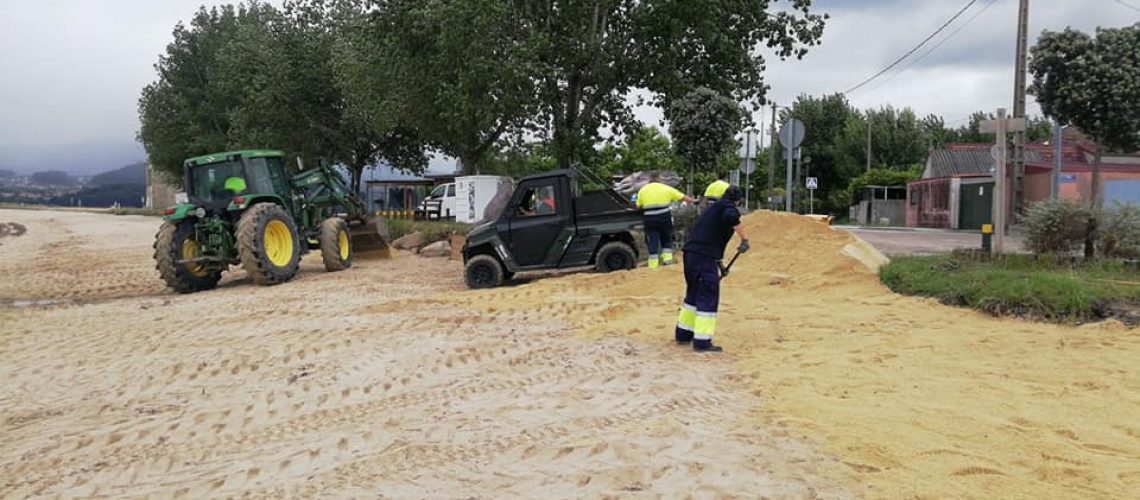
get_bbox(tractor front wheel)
[319,217,352,272]
[154,221,223,293]
[237,203,301,285]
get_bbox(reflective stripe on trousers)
[693,311,717,340]
[676,302,696,334]
[680,252,721,341]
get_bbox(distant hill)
[0,169,14,178]
[31,170,76,186]
[91,162,146,186]
[50,183,145,208]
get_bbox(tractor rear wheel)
[465,254,504,289]
[237,203,300,285]
[154,221,222,293]
[319,217,352,272]
[595,241,636,273]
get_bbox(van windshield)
[430,184,447,198]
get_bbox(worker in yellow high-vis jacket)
[635,173,695,268]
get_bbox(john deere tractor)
[153,149,389,293]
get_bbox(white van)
[418,182,457,220]
[417,176,512,222]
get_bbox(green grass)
[387,219,472,244]
[880,253,1140,324]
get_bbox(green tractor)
[153,149,389,293]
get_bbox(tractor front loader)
[153,150,391,293]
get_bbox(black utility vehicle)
[461,169,642,288]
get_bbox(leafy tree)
[337,0,535,175]
[139,1,425,191]
[1029,24,1140,257]
[1025,115,1054,142]
[667,88,746,194]
[480,142,558,178]
[864,105,927,169]
[138,5,250,182]
[840,166,921,208]
[596,126,681,179]
[775,93,857,214]
[515,0,827,170]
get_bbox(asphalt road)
[839,226,1025,256]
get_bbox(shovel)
[718,250,742,279]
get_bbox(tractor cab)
[182,150,292,213]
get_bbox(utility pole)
[1052,119,1062,199]
[1011,0,1029,223]
[744,128,753,211]
[866,118,872,172]
[768,103,777,210]
[981,108,1026,255]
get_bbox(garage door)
[1105,180,1140,206]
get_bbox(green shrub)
[1098,202,1140,258]
[1023,198,1090,255]
[387,219,472,245]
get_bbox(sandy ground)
[0,209,845,498]
[444,212,1139,499]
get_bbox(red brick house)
[906,131,1140,230]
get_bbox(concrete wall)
[145,164,179,209]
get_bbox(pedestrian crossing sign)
[806,177,818,190]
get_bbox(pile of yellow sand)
[451,211,1140,498]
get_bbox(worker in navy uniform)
[703,179,730,204]
[674,185,749,352]
[635,173,695,268]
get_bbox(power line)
[1111,0,1140,13]
[842,0,981,95]
[854,0,998,97]
[897,0,998,77]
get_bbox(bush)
[1023,198,1090,255]
[1098,202,1140,258]
[387,219,472,244]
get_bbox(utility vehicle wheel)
[319,217,352,272]
[595,241,636,273]
[465,254,504,289]
[154,221,222,293]
[237,203,301,285]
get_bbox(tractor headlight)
[194,207,207,218]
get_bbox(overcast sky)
[0,0,1136,174]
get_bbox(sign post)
[806,177,818,214]
[739,128,759,211]
[778,118,806,212]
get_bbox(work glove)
[737,239,750,254]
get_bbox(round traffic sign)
[778,118,806,149]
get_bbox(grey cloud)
[0,0,1135,174]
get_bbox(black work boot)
[693,339,724,353]
[675,330,693,344]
